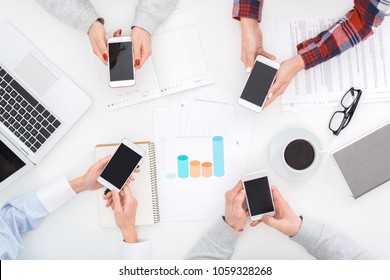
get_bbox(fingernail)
[103,53,108,61]
[246,67,251,73]
[135,59,140,67]
[267,93,273,99]
[119,29,122,36]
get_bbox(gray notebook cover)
[332,122,390,198]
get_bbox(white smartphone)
[97,138,145,191]
[238,55,280,112]
[242,171,275,220]
[107,36,136,87]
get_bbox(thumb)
[132,40,141,68]
[111,189,122,213]
[262,215,278,229]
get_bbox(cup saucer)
[269,127,325,181]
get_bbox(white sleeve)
[120,239,152,260]
[36,176,76,213]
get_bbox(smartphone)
[107,36,135,87]
[242,171,275,220]
[97,138,145,191]
[238,55,280,112]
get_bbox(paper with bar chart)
[154,100,245,221]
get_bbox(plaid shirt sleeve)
[297,0,390,69]
[232,0,264,21]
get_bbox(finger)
[134,168,140,173]
[138,43,151,68]
[96,155,111,170]
[113,29,122,37]
[105,198,113,208]
[225,181,244,205]
[111,189,123,213]
[261,51,276,61]
[104,190,112,200]
[132,39,141,69]
[233,190,246,212]
[262,215,279,229]
[250,220,262,227]
[96,36,108,65]
[241,51,255,71]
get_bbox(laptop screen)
[0,140,26,182]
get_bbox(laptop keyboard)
[0,66,61,153]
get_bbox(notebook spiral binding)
[149,142,160,223]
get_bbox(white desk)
[1,0,390,259]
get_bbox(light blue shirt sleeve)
[0,193,48,260]
[0,176,76,260]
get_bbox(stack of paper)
[274,17,390,111]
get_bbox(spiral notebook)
[95,142,159,227]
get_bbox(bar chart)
[167,136,225,179]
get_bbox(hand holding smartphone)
[97,138,145,191]
[242,171,275,220]
[238,56,280,112]
[107,36,136,87]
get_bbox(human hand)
[131,27,152,69]
[240,18,275,71]
[111,186,138,243]
[103,168,139,208]
[263,55,305,108]
[224,181,249,231]
[88,20,109,65]
[69,156,111,194]
[252,186,302,237]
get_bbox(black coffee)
[284,139,315,170]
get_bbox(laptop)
[0,21,92,190]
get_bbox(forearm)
[291,217,372,260]
[185,218,241,260]
[297,0,389,69]
[35,0,101,34]
[133,0,179,35]
[232,0,263,21]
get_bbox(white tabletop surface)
[1,0,390,260]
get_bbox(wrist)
[291,55,305,73]
[122,229,138,243]
[69,177,85,194]
[240,17,259,29]
[289,215,303,237]
[223,216,244,232]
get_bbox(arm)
[0,177,76,260]
[291,217,372,260]
[133,0,179,35]
[232,0,274,70]
[260,186,372,260]
[0,157,110,260]
[297,0,390,69]
[35,0,101,34]
[106,185,152,260]
[185,218,241,260]
[131,0,179,69]
[186,181,247,260]
[232,0,263,21]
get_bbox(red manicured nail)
[119,29,122,36]
[135,59,140,67]
[103,53,108,61]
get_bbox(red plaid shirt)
[233,0,390,69]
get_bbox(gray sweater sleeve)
[291,217,372,260]
[185,218,241,260]
[132,0,179,34]
[35,0,100,34]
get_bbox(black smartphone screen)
[108,41,134,81]
[100,143,142,189]
[244,176,274,216]
[240,60,277,106]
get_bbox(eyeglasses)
[329,87,362,136]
